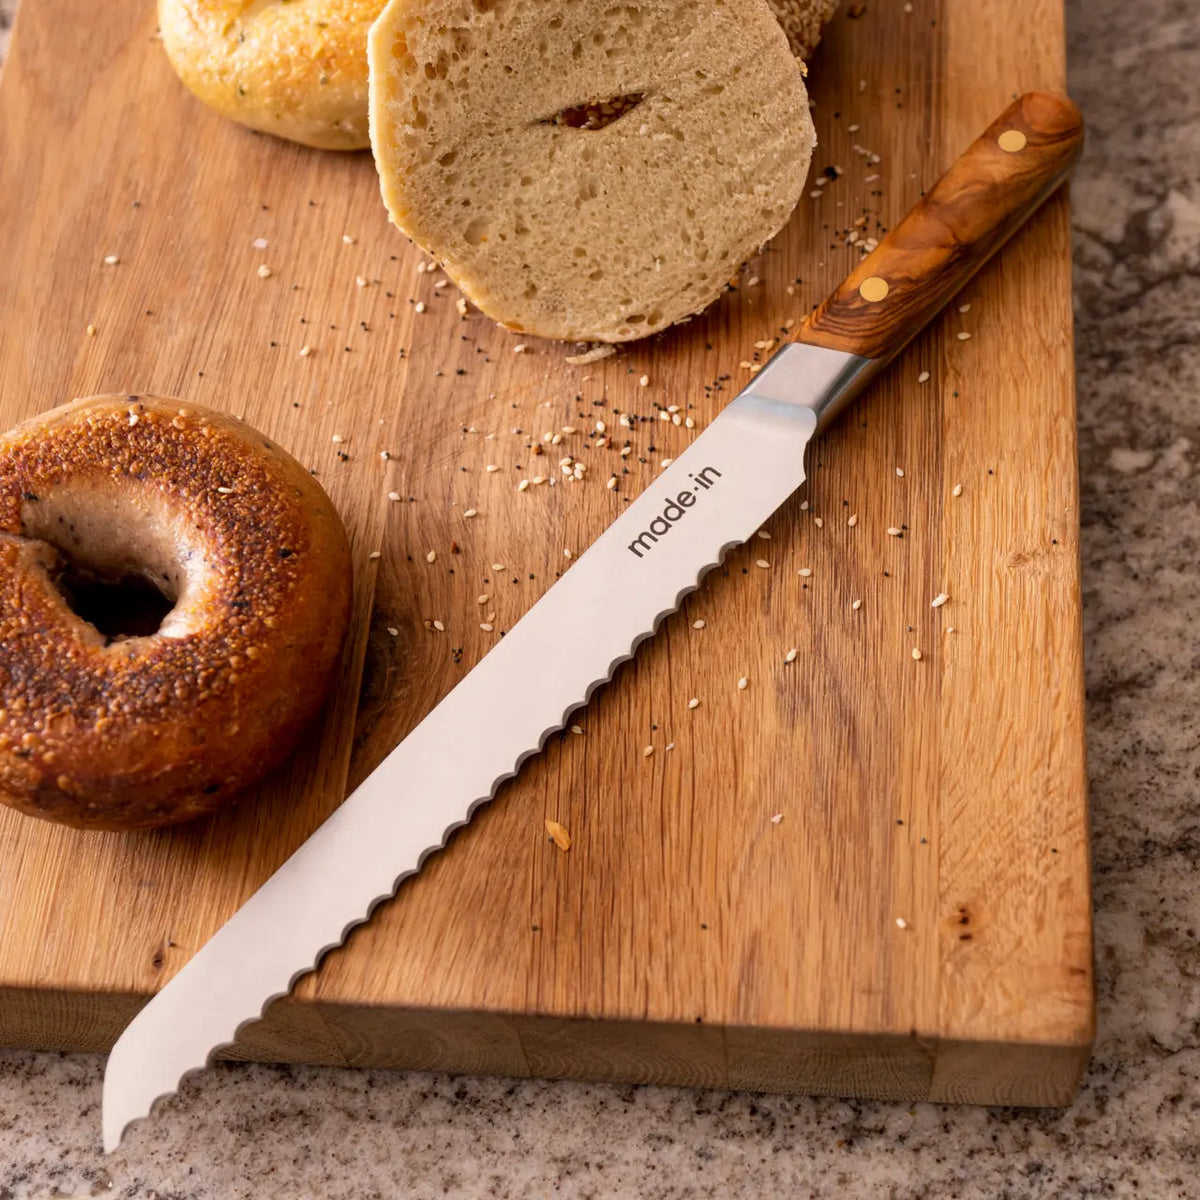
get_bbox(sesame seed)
[643,745,655,758]
[480,623,494,632]
[355,275,368,288]
[756,558,770,569]
[532,475,546,485]
[571,725,584,735]
[917,371,930,384]
[620,446,632,457]
[215,486,233,494]
[737,677,748,690]
[747,275,760,287]
[688,698,700,710]
[848,514,858,527]
[932,593,949,607]
[331,434,345,444]
[959,303,971,313]
[517,479,530,491]
[956,331,972,341]
[896,467,906,477]
[299,345,312,357]
[380,450,391,460]
[257,264,272,279]
[86,324,96,337]
[433,620,445,632]
[562,425,577,434]
[368,550,381,560]
[456,297,468,316]
[342,234,356,245]
[464,508,478,517]
[800,500,809,511]
[814,516,824,528]
[896,917,909,930]
[477,595,489,605]
[595,420,607,433]
[660,458,673,469]
[911,647,922,661]
[665,742,676,752]
[513,343,528,353]
[607,476,618,490]
[388,491,401,501]
[946,626,956,634]
[103,254,119,265]
[485,464,499,472]
[785,648,798,663]
[757,530,771,540]
[693,619,706,629]
[563,548,573,559]
[952,483,963,497]
[491,562,505,571]
[659,410,670,421]
[415,301,426,314]
[685,417,695,429]
[852,599,862,611]
[433,279,448,290]
[770,813,784,825]
[639,374,650,387]
[886,527,903,537]
[387,627,399,637]
[798,567,812,577]
[426,550,437,563]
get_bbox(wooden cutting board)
[0,0,1092,1106]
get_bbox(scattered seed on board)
[688,698,700,710]
[643,745,655,758]
[956,331,971,341]
[491,562,505,571]
[545,820,571,852]
[342,234,356,245]
[886,527,903,537]
[464,508,478,517]
[433,620,445,632]
[660,458,673,469]
[771,813,784,825]
[103,254,119,265]
[959,303,971,313]
[415,301,426,314]
[331,433,345,444]
[426,550,437,563]
[477,594,489,604]
[215,486,233,495]
[896,917,909,930]
[607,476,618,490]
[456,297,468,316]
[814,516,824,528]
[737,677,748,690]
[785,648,798,663]
[387,627,399,637]
[931,593,949,608]
[757,530,771,540]
[388,491,401,501]
[848,514,858,527]
[368,550,381,560]
[486,464,500,472]
[911,647,922,660]
[639,374,650,387]
[518,479,530,491]
[480,622,494,632]
[256,264,272,279]
[798,567,812,577]
[514,343,528,354]
[896,467,906,477]
[756,558,770,569]
[571,725,584,736]
[952,483,964,497]
[852,599,862,610]
[299,345,312,357]
[917,371,930,384]
[563,548,573,558]
[693,619,706,630]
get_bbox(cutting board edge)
[1,986,1093,1108]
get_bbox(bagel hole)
[54,561,176,640]
[543,93,644,131]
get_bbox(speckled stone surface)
[2,0,1198,1196]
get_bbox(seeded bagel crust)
[158,0,386,150]
[369,0,816,343]
[0,395,353,830]
[766,0,840,58]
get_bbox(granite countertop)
[2,0,1198,1196]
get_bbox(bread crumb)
[565,345,616,365]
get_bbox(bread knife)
[102,92,1084,1151]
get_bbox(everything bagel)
[0,395,352,830]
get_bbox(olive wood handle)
[797,91,1084,362]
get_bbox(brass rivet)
[998,128,1028,153]
[859,276,890,303]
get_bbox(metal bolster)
[730,342,882,434]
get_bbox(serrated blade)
[102,342,874,1152]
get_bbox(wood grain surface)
[0,0,1093,1106]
